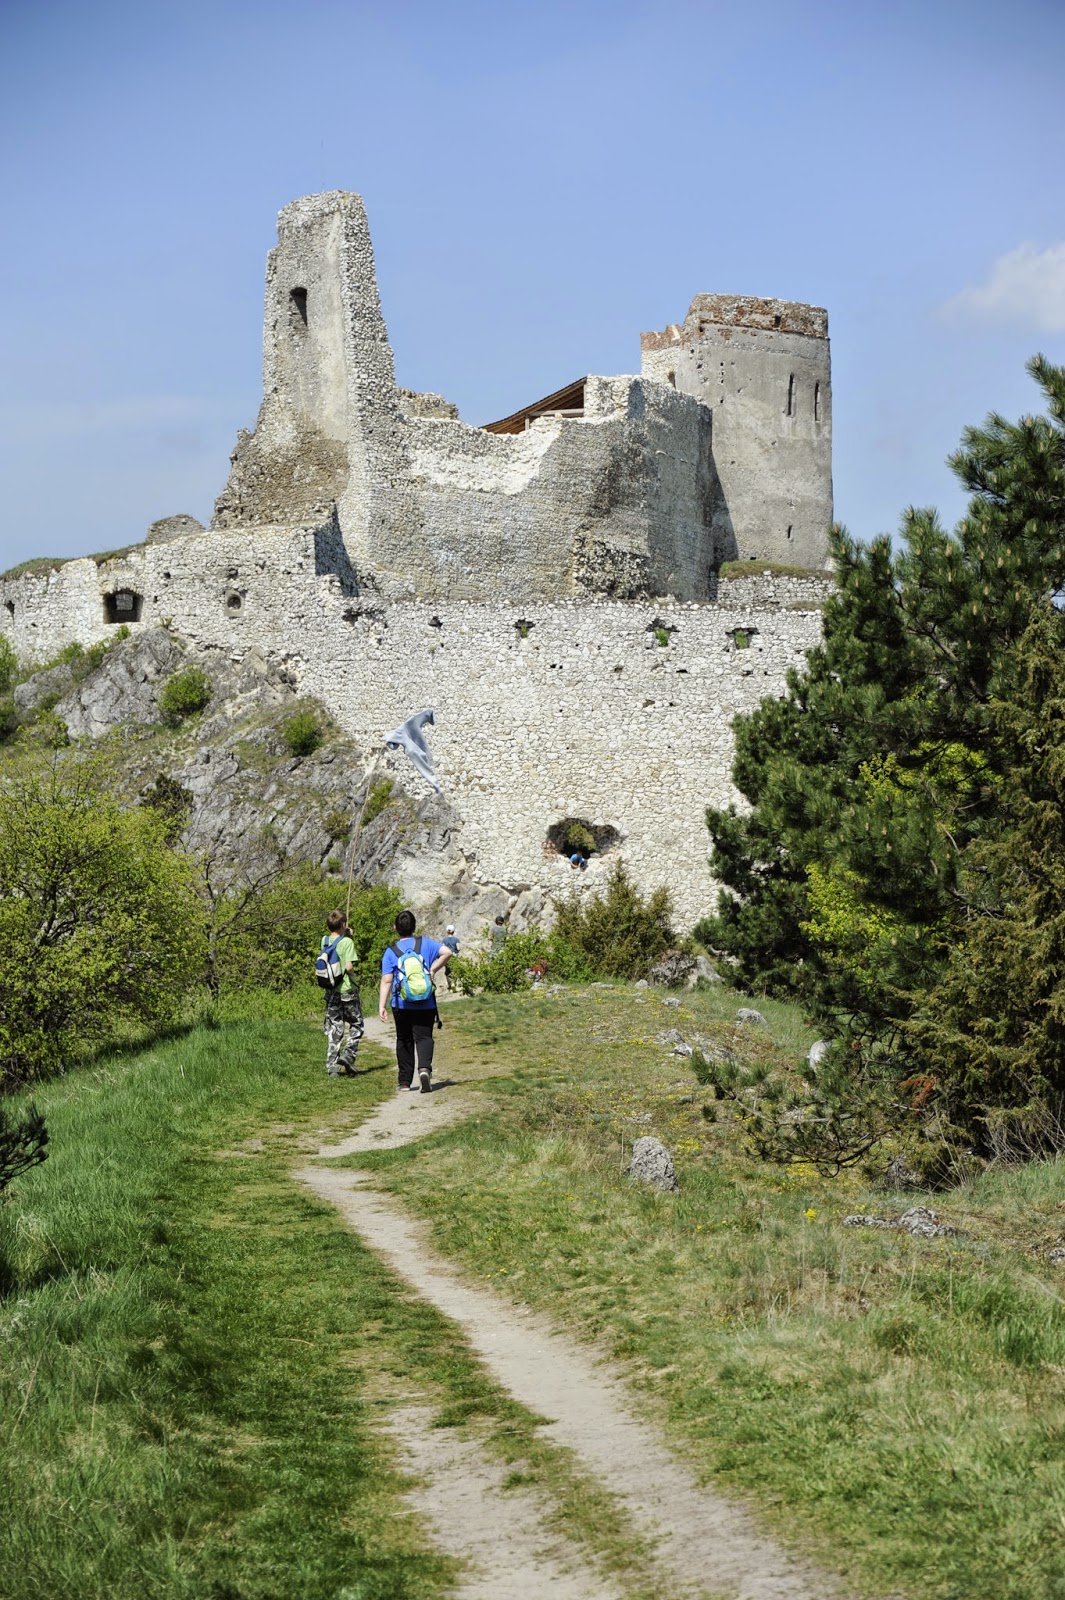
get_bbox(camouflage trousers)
[324,988,364,1076]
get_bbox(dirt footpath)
[298,1009,846,1600]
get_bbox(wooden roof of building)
[481,378,586,435]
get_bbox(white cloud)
[944,242,1065,334]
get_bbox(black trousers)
[392,1006,437,1086]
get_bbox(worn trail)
[298,1013,844,1599]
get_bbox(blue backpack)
[316,935,345,990]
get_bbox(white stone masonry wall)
[0,533,823,928]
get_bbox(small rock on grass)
[625,1136,679,1193]
[808,1039,829,1068]
[1048,1246,1065,1266]
[648,949,696,988]
[736,1007,768,1026]
[662,997,681,1009]
[686,954,723,987]
[843,1206,956,1239]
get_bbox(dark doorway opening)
[104,590,142,624]
[290,287,308,328]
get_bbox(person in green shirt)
[321,910,363,1077]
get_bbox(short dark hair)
[494,915,505,925]
[395,909,416,937]
[326,909,346,932]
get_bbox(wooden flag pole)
[344,753,381,926]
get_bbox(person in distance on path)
[436,924,460,995]
[378,909,453,1093]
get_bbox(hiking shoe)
[419,1067,431,1094]
[407,1081,419,1092]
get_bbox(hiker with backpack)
[317,910,364,1077]
[378,909,453,1093]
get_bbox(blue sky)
[1,0,1063,569]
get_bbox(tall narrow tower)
[641,295,832,568]
[211,191,418,562]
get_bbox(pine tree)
[699,357,1065,1164]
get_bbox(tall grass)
[362,985,1065,1600]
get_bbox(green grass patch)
[355,986,1065,1600]
[0,1014,669,1598]
[0,1020,455,1599]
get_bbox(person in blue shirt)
[378,909,453,1093]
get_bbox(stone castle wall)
[0,532,828,927]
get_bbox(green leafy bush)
[451,932,552,995]
[0,749,206,1086]
[158,665,212,726]
[139,772,194,843]
[282,710,323,758]
[552,861,676,980]
[0,636,15,696]
[209,863,402,999]
[361,777,394,826]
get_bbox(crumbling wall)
[209,192,722,604]
[0,516,361,660]
[399,375,715,601]
[289,596,821,927]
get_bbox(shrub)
[0,749,206,1085]
[552,860,677,980]
[451,932,552,995]
[139,772,194,843]
[209,862,402,999]
[0,636,15,696]
[282,710,323,758]
[361,777,394,826]
[450,928,594,994]
[0,1104,48,1198]
[158,665,212,725]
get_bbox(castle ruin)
[0,191,835,927]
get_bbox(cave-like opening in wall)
[546,818,621,858]
[103,589,142,624]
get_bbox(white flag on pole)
[384,708,441,792]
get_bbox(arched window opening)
[786,373,796,416]
[289,287,308,329]
[814,381,821,422]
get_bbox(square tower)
[641,295,832,569]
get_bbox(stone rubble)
[625,1136,680,1194]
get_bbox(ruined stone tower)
[209,192,831,598]
[641,295,832,568]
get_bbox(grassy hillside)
[350,984,1065,1600]
[3,982,1064,1599]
